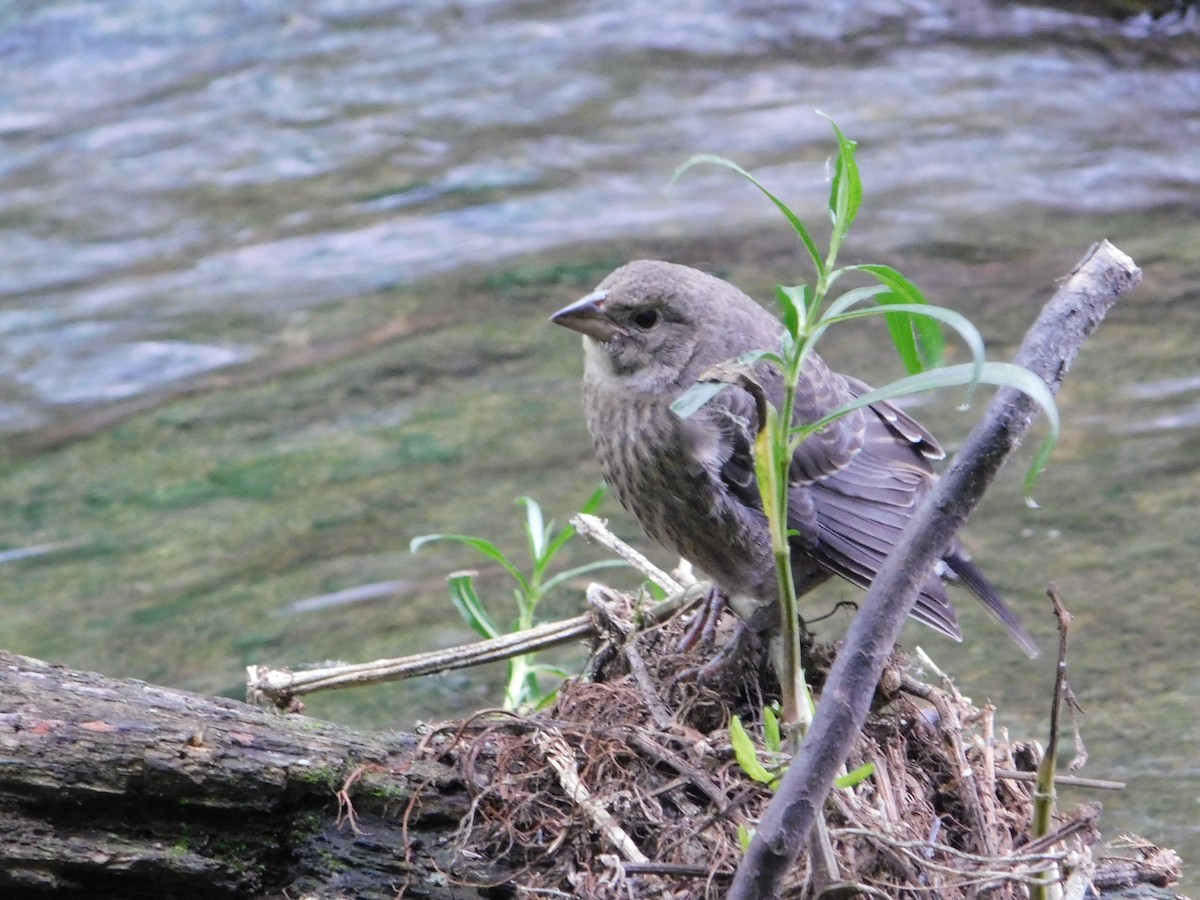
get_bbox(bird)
[551,259,1037,659]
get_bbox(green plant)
[732,706,877,790]
[410,487,623,710]
[731,706,786,790]
[730,704,874,849]
[671,116,1059,736]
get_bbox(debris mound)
[420,587,1168,898]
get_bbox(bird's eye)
[632,308,659,329]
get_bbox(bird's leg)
[675,584,727,652]
[667,619,760,689]
[676,599,777,685]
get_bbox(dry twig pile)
[417,587,1151,898]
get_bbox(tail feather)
[944,546,1039,659]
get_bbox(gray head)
[550,260,779,392]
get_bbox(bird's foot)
[672,618,763,688]
[674,584,727,653]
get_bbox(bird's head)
[550,260,751,393]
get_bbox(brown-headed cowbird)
[551,259,1037,658]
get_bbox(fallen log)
[0,649,490,899]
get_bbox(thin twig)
[1032,585,1075,898]
[831,826,1069,882]
[246,614,595,708]
[1019,801,1101,856]
[533,727,650,865]
[624,642,675,730]
[627,732,728,809]
[979,704,999,846]
[572,513,687,594]
[993,770,1124,791]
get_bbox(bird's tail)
[944,547,1039,659]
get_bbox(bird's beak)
[550,290,626,342]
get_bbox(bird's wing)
[820,382,1038,652]
[791,385,963,641]
[695,382,763,509]
[840,375,944,461]
[699,351,866,483]
[691,359,962,641]
[787,356,868,482]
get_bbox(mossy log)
[0,650,490,899]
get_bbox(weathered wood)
[0,650,491,899]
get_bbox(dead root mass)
[416,591,1178,898]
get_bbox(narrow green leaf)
[834,762,876,789]
[815,302,984,402]
[822,113,862,235]
[539,558,628,595]
[642,580,668,602]
[737,348,784,368]
[671,348,785,420]
[411,532,532,597]
[1023,430,1057,506]
[521,669,542,707]
[880,294,924,375]
[671,154,825,279]
[671,379,731,419]
[779,328,797,360]
[542,487,604,561]
[763,706,782,753]
[526,666,570,710]
[520,496,546,562]
[541,526,572,568]
[730,715,779,786]
[754,415,786,544]
[579,484,607,515]
[528,663,571,678]
[823,284,890,319]
[775,284,805,336]
[855,264,945,369]
[737,823,754,852]
[447,571,500,639]
[792,361,1059,496]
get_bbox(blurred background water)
[1,0,1198,889]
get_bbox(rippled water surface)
[2,0,1198,889]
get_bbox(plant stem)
[777,367,812,734]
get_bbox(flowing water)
[2,0,1199,889]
